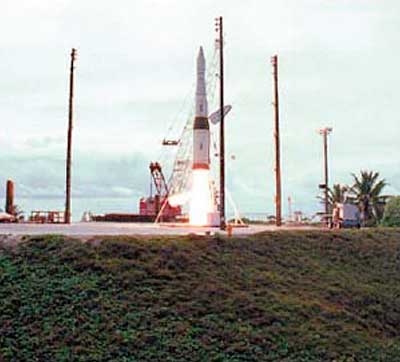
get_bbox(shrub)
[381,196,400,227]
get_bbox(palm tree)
[328,184,350,206]
[349,170,387,225]
[318,183,350,210]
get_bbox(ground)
[1,229,400,361]
[0,222,317,237]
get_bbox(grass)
[1,230,400,361]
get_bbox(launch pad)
[116,45,235,229]
[2,43,239,228]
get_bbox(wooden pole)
[65,48,76,224]
[271,55,282,227]
[5,180,14,215]
[216,16,226,230]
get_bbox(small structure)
[0,212,15,223]
[293,211,303,223]
[29,211,65,224]
[332,203,360,229]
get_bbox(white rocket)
[192,46,210,170]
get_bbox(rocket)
[192,46,210,170]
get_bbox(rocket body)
[193,47,210,170]
[189,46,220,226]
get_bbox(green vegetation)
[326,170,388,226]
[350,171,387,225]
[327,183,349,206]
[381,196,400,227]
[1,230,400,361]
[229,217,274,225]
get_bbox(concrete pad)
[0,222,318,236]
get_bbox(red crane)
[139,162,182,221]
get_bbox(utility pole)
[215,16,226,230]
[318,127,333,226]
[65,48,77,224]
[271,55,282,227]
[5,180,15,215]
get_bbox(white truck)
[332,203,361,229]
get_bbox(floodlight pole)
[318,127,333,225]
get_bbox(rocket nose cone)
[197,46,205,72]
[198,46,205,60]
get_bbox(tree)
[328,184,350,205]
[349,170,387,226]
[318,184,350,210]
[381,196,400,227]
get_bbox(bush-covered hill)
[1,230,400,361]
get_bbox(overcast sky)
[1,0,399,216]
